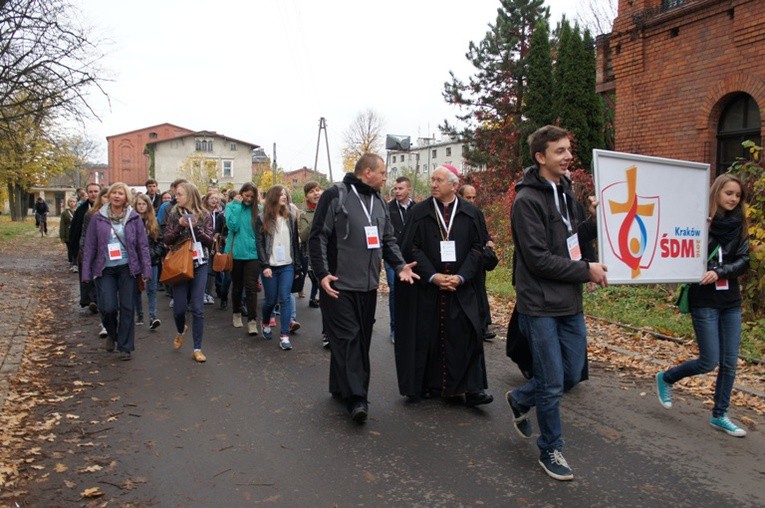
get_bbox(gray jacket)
[309,173,405,292]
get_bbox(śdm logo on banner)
[601,166,660,279]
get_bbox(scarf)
[709,209,743,247]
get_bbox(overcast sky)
[76,0,597,178]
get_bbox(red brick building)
[281,167,323,189]
[106,123,194,186]
[597,0,764,174]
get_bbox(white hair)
[435,166,459,183]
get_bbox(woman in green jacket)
[225,182,261,335]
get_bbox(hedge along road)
[2,235,763,507]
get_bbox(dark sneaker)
[105,335,115,352]
[118,351,132,361]
[465,391,494,407]
[88,302,98,314]
[506,391,532,438]
[349,401,368,423]
[309,299,320,308]
[149,319,161,330]
[322,335,330,349]
[289,320,301,333]
[539,448,573,481]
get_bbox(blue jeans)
[384,261,396,335]
[261,264,294,336]
[172,263,208,350]
[664,306,741,417]
[94,264,136,353]
[135,265,159,321]
[512,313,587,452]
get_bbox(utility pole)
[313,117,333,182]
[272,142,277,174]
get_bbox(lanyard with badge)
[351,185,381,249]
[434,199,458,262]
[183,212,206,264]
[549,181,581,261]
[108,224,126,261]
[714,246,728,290]
[273,218,288,264]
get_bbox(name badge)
[365,225,380,249]
[274,244,287,263]
[567,233,582,261]
[192,241,204,261]
[108,242,123,261]
[715,278,729,291]
[440,241,456,262]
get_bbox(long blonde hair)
[134,193,159,240]
[88,188,109,216]
[172,182,206,222]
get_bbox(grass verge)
[486,274,764,361]
[0,215,36,244]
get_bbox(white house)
[146,130,260,191]
[386,135,485,179]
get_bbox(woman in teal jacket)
[225,182,261,335]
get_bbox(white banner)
[593,150,710,284]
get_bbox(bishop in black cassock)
[394,166,493,406]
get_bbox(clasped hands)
[432,273,461,291]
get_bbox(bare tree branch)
[0,0,109,133]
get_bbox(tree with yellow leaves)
[341,109,385,171]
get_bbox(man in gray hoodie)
[309,153,418,423]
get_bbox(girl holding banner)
[656,174,750,437]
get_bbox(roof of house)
[145,130,260,149]
[105,122,195,140]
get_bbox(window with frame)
[432,149,437,158]
[230,142,237,151]
[195,138,214,152]
[392,155,397,163]
[717,93,761,174]
[446,147,452,157]
[222,160,233,178]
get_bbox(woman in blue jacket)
[225,182,261,335]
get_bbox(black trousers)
[231,259,260,321]
[321,289,377,401]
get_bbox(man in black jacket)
[309,153,418,423]
[507,126,607,481]
[384,176,413,343]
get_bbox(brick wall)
[106,124,194,187]
[603,0,765,170]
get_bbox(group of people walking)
[64,177,316,362]
[56,123,751,482]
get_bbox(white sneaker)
[98,325,108,338]
[232,313,243,328]
[204,294,214,305]
[247,320,258,336]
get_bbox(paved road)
[8,246,765,507]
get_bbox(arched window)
[717,93,761,174]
